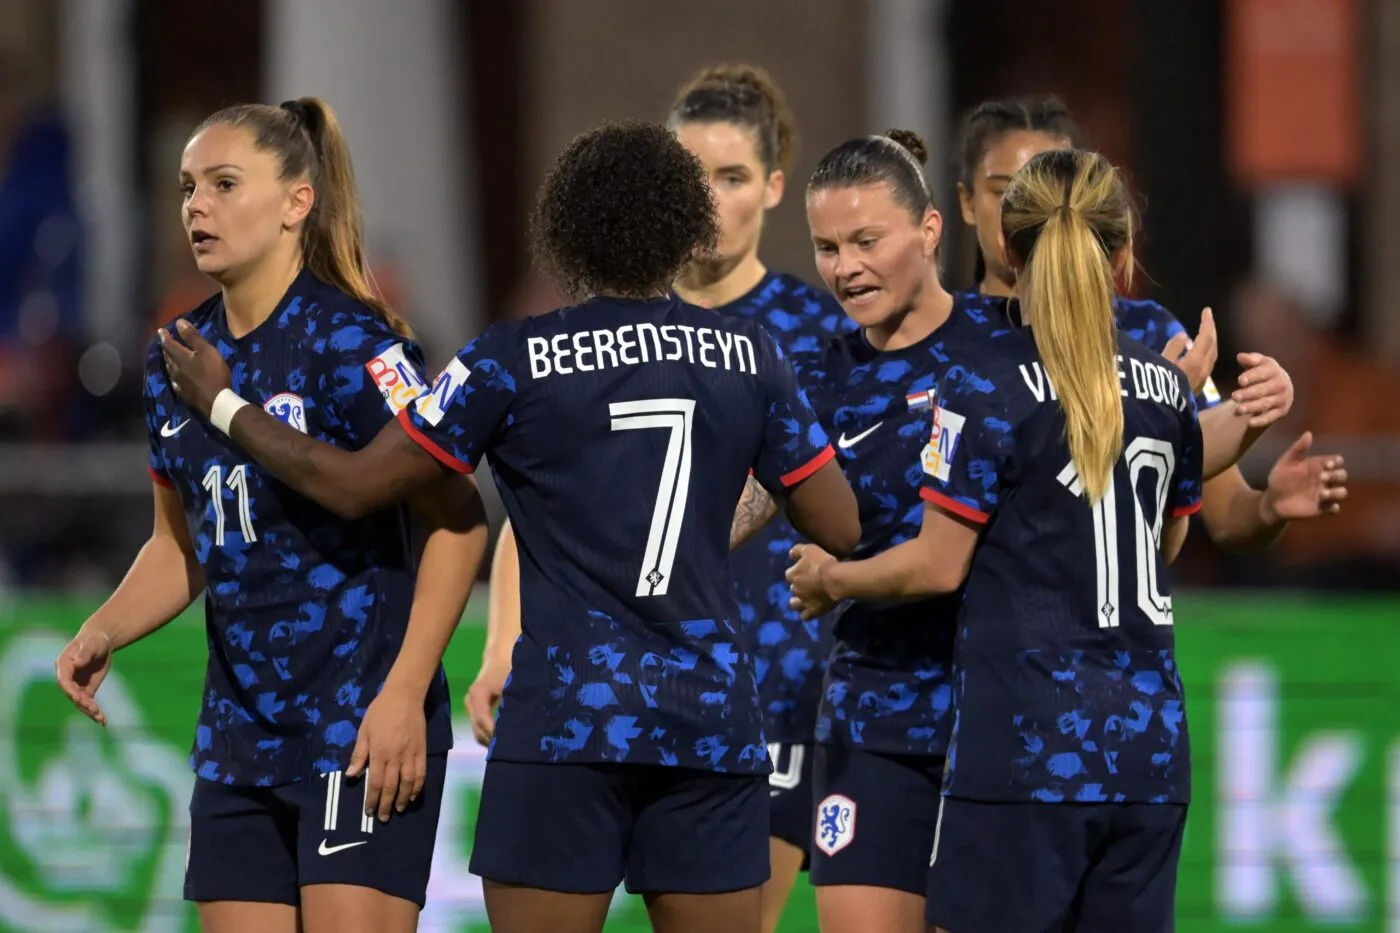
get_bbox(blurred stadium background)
[0,0,1396,930]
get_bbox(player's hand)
[1260,431,1347,523]
[465,659,509,746]
[347,683,426,822]
[1232,352,1293,428]
[54,626,114,727]
[786,543,838,620]
[159,320,232,419]
[1160,308,1217,395]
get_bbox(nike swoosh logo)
[837,422,882,450]
[318,839,369,856]
[160,420,189,437]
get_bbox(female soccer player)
[52,98,489,933]
[157,119,860,933]
[757,126,996,933]
[467,64,851,932]
[773,125,1339,933]
[955,95,1346,547]
[790,147,1346,933]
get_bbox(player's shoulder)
[293,278,410,355]
[1112,296,1186,352]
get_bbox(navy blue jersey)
[144,268,453,786]
[923,324,1204,805]
[715,271,855,745]
[795,293,1005,758]
[398,296,834,773]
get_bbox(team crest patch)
[815,793,856,856]
[263,392,307,433]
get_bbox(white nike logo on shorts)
[161,419,189,437]
[318,839,368,856]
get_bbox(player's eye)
[858,238,878,250]
[814,244,836,255]
[722,173,746,187]
[217,178,236,192]
[180,183,195,198]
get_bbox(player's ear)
[284,179,315,230]
[921,208,943,259]
[763,169,785,211]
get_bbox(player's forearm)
[386,478,491,696]
[819,536,957,602]
[483,520,522,666]
[86,534,203,650]
[1198,466,1287,552]
[226,406,431,520]
[731,475,780,550]
[1200,403,1267,481]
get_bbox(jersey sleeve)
[321,322,431,446]
[918,393,1014,526]
[1169,379,1205,517]
[397,323,519,474]
[750,329,835,494]
[143,333,175,489]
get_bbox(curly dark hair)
[530,120,719,300]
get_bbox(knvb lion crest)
[263,392,307,434]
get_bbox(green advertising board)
[0,593,1395,932]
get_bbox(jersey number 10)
[201,463,257,547]
[1058,436,1176,629]
[609,398,696,599]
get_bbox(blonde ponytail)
[1001,149,1135,503]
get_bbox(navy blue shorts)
[808,744,944,895]
[184,755,447,907]
[767,742,815,868]
[471,759,769,895]
[927,797,1187,933]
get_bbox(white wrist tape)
[210,388,250,435]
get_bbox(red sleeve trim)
[920,487,990,525]
[1170,499,1202,518]
[396,408,474,475]
[780,445,836,487]
[148,466,174,489]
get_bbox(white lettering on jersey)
[1018,359,1186,412]
[526,325,756,379]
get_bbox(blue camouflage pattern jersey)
[923,320,1204,804]
[397,296,834,773]
[795,292,1002,758]
[981,294,1223,412]
[144,268,453,786]
[715,271,854,745]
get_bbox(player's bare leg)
[644,888,763,933]
[816,885,926,933]
[299,884,420,933]
[482,881,612,933]
[761,837,805,933]
[197,901,299,933]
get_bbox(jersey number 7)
[609,398,696,599]
[1058,436,1176,629]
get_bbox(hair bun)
[884,128,929,165]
